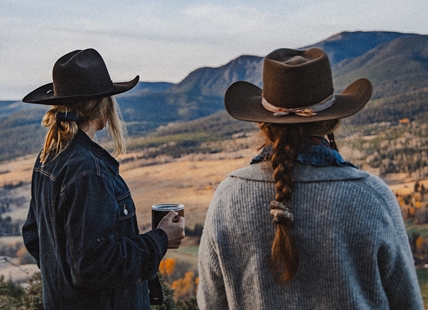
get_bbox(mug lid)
[151,203,184,211]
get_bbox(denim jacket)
[22,129,168,310]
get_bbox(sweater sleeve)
[368,176,424,309]
[379,235,424,310]
[381,210,423,308]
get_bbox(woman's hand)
[157,211,185,249]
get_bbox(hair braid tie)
[270,200,294,225]
[56,111,78,123]
[55,111,78,131]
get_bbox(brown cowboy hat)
[22,48,139,105]
[224,48,372,124]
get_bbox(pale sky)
[1,0,427,100]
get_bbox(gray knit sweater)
[197,163,423,309]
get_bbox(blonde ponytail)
[40,96,126,165]
[40,108,79,165]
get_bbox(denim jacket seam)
[34,167,57,182]
[60,170,110,194]
[90,151,102,175]
[121,212,136,220]
[117,191,131,201]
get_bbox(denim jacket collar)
[74,129,119,174]
[250,136,357,168]
[297,136,357,168]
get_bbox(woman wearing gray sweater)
[197,48,423,309]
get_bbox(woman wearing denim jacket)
[197,48,423,309]
[21,49,185,309]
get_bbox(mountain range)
[1,30,428,162]
[92,30,428,128]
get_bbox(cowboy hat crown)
[22,48,139,105]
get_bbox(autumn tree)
[159,258,176,283]
[171,271,198,301]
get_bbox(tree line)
[340,120,428,178]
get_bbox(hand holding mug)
[152,204,185,249]
[157,211,185,249]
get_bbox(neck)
[82,119,103,140]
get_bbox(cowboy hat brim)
[22,75,140,105]
[224,78,372,124]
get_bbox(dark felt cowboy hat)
[224,48,372,124]
[22,48,139,105]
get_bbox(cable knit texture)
[197,163,423,310]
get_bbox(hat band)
[261,93,336,117]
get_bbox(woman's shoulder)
[44,141,110,181]
[224,162,394,200]
[227,163,274,182]
[64,141,101,169]
[227,162,372,183]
